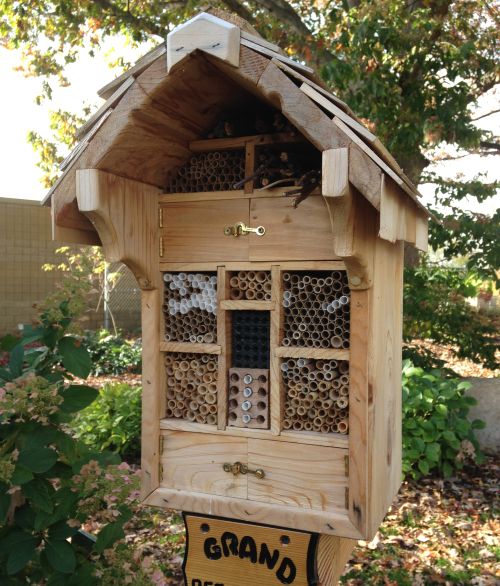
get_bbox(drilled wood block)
[228,367,270,429]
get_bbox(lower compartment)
[160,431,348,512]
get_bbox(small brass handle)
[224,222,266,237]
[223,461,265,479]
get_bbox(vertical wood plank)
[347,288,370,536]
[244,142,255,194]
[217,265,229,430]
[317,535,357,586]
[366,238,404,536]
[141,287,163,498]
[270,264,284,435]
[322,148,349,199]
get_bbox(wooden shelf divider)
[160,341,221,354]
[220,300,274,311]
[189,132,304,152]
[275,346,350,361]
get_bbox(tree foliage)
[1,0,498,359]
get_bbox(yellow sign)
[183,513,318,586]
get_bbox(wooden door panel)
[160,199,249,262]
[160,431,247,498]
[247,439,347,511]
[249,196,335,261]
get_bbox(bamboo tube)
[338,420,348,434]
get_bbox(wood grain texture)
[323,186,377,290]
[317,535,357,586]
[256,61,350,152]
[184,514,316,586]
[160,431,247,498]
[160,199,250,262]
[217,265,230,430]
[189,132,302,152]
[270,265,284,435]
[145,488,362,538]
[141,287,163,499]
[159,342,221,354]
[159,260,345,272]
[366,238,404,537]
[160,419,349,448]
[347,289,370,536]
[323,149,349,199]
[274,347,349,361]
[249,197,335,262]
[248,440,348,511]
[76,169,160,289]
[220,300,274,311]
[159,185,304,202]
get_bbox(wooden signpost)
[45,10,430,584]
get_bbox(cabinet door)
[247,439,348,511]
[160,199,249,262]
[249,196,335,261]
[160,431,247,498]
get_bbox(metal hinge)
[159,435,164,455]
[159,464,163,482]
[344,455,349,477]
[159,236,164,258]
[158,207,164,228]
[345,487,349,509]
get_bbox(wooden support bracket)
[76,169,160,290]
[323,153,376,290]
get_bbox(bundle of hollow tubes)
[282,358,349,434]
[165,353,218,424]
[282,271,350,349]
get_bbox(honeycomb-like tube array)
[229,271,272,301]
[163,272,217,343]
[165,353,218,424]
[282,271,350,349]
[282,358,349,434]
[165,151,245,193]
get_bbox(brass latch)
[224,222,266,237]
[223,461,265,479]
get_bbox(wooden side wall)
[367,237,404,536]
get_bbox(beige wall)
[0,197,140,336]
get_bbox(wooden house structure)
[44,10,430,581]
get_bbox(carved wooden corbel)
[76,169,160,290]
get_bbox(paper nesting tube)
[165,352,218,424]
[282,271,350,349]
[282,357,349,434]
[229,270,272,301]
[165,150,246,193]
[163,272,217,343]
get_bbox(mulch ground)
[124,456,499,585]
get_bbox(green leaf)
[14,505,36,531]
[60,385,98,414]
[94,520,125,553]
[442,460,454,477]
[471,419,486,430]
[49,521,78,541]
[0,484,11,524]
[58,337,91,378]
[9,344,24,379]
[442,430,457,443]
[45,539,76,574]
[23,479,54,514]
[418,459,430,476]
[2,531,39,575]
[18,447,58,474]
[11,465,34,485]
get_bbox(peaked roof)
[44,11,430,250]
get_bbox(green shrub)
[84,329,142,376]
[402,360,486,479]
[71,383,142,460]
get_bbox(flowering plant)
[0,300,152,584]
